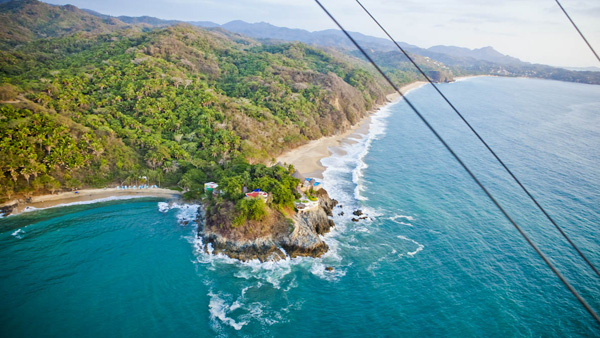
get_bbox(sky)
[44,0,600,68]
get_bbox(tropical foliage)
[0,4,392,205]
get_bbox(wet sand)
[276,81,428,178]
[2,188,181,216]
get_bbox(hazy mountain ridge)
[427,45,523,65]
[0,0,129,44]
[0,0,597,235]
[74,8,600,84]
[73,6,521,66]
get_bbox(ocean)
[1,77,599,337]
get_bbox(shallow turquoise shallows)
[1,77,599,337]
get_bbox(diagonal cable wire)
[354,0,600,280]
[313,0,600,325]
[554,0,600,63]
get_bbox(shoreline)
[2,78,462,216]
[276,81,428,179]
[454,74,492,81]
[2,188,182,217]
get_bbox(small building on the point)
[204,182,218,192]
[245,189,268,202]
[302,178,322,191]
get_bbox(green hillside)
[0,0,129,45]
[0,1,398,203]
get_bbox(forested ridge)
[0,0,397,208]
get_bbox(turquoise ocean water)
[1,77,599,337]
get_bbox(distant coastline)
[276,81,428,179]
[454,74,492,81]
[1,188,181,217]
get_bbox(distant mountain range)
[81,11,525,67]
[76,11,600,84]
[0,0,598,202]
[1,0,598,84]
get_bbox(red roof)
[246,191,267,198]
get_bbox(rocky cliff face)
[427,70,454,83]
[198,190,338,262]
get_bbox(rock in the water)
[338,211,344,216]
[0,203,15,217]
[353,209,363,216]
[351,218,359,222]
[318,193,338,217]
[359,216,367,220]
[325,266,334,271]
[199,189,337,262]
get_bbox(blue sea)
[1,77,599,337]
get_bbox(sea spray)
[319,90,426,277]
[157,202,199,225]
[396,235,425,257]
[182,199,347,330]
[208,290,248,331]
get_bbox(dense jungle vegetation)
[0,0,399,219]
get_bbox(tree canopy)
[0,24,389,203]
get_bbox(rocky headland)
[198,189,338,262]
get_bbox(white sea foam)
[390,214,415,222]
[240,286,251,298]
[208,291,248,331]
[189,208,345,287]
[397,235,425,257]
[40,195,151,209]
[232,257,294,289]
[309,262,347,281]
[11,228,25,239]
[352,102,399,201]
[157,201,169,212]
[322,99,401,207]
[157,202,199,225]
[388,214,415,227]
[229,300,242,312]
[21,206,39,213]
[205,277,298,332]
[355,226,370,233]
[193,235,345,287]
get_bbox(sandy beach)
[2,188,182,217]
[454,74,492,81]
[276,81,428,179]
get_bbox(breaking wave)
[11,228,25,239]
[157,202,199,225]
